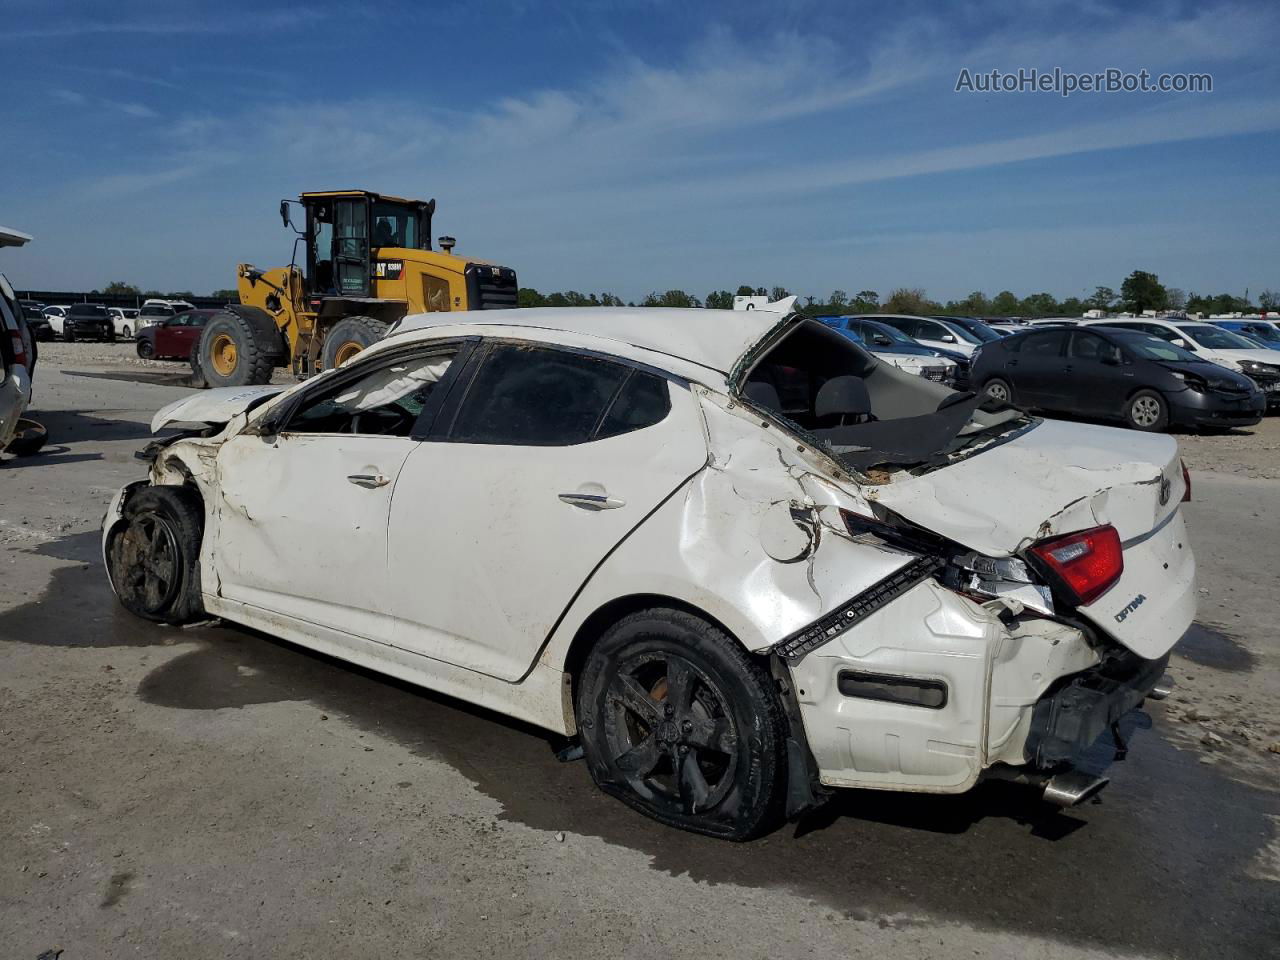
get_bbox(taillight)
[1181,459,1191,502]
[1028,524,1123,606]
[8,329,26,369]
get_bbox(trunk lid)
[873,418,1195,659]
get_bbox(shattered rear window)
[739,319,1031,475]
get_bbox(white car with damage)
[103,306,1195,839]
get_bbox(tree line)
[97,272,1277,318]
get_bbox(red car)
[135,309,214,360]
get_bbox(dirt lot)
[2,341,1278,959]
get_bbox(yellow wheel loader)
[195,190,517,387]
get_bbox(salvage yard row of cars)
[19,298,197,341]
[104,304,1196,839]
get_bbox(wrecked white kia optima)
[104,306,1194,839]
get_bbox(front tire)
[321,315,389,371]
[576,608,787,840]
[136,339,155,359]
[1126,389,1169,431]
[196,311,276,387]
[63,327,75,342]
[106,486,204,624]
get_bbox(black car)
[63,303,115,342]
[20,302,53,341]
[971,325,1264,432]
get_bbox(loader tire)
[197,311,276,388]
[321,316,389,371]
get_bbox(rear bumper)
[1025,650,1169,768]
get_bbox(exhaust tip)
[1148,675,1175,701]
[1043,770,1110,807]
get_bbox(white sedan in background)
[104,307,1194,839]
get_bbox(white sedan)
[104,306,1195,839]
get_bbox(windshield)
[371,201,424,250]
[935,319,982,345]
[937,316,1002,343]
[1112,331,1201,362]
[1233,324,1280,345]
[1179,324,1259,350]
[140,306,173,317]
[70,305,107,316]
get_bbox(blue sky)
[2,0,1278,302]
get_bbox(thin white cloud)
[7,8,325,39]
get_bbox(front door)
[211,345,464,642]
[333,198,370,298]
[386,342,709,681]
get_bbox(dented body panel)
[104,307,1196,804]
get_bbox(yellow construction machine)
[195,190,517,386]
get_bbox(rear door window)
[448,344,631,446]
[595,370,671,439]
[1018,330,1068,357]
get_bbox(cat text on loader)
[194,190,518,387]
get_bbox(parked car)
[108,307,140,338]
[105,306,1195,838]
[0,227,35,453]
[859,314,985,357]
[972,325,1264,431]
[1209,318,1280,350]
[1085,318,1280,394]
[42,305,71,335]
[136,303,177,331]
[22,303,53,341]
[135,308,215,360]
[62,303,115,341]
[816,316,960,386]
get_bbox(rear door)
[1006,330,1068,408]
[386,341,708,680]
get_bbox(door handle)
[347,473,390,488]
[558,492,625,510]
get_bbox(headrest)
[744,380,781,411]
[815,375,871,418]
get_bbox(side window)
[1069,332,1102,359]
[596,371,671,439]
[449,344,629,446]
[1019,331,1068,356]
[883,317,918,337]
[285,350,456,436]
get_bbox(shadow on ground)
[3,533,1277,958]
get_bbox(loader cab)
[300,191,435,299]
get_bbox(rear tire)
[105,485,205,624]
[122,325,132,338]
[1125,390,1169,431]
[196,310,276,387]
[321,315,389,370]
[983,376,1013,405]
[576,608,787,841]
[63,327,75,342]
